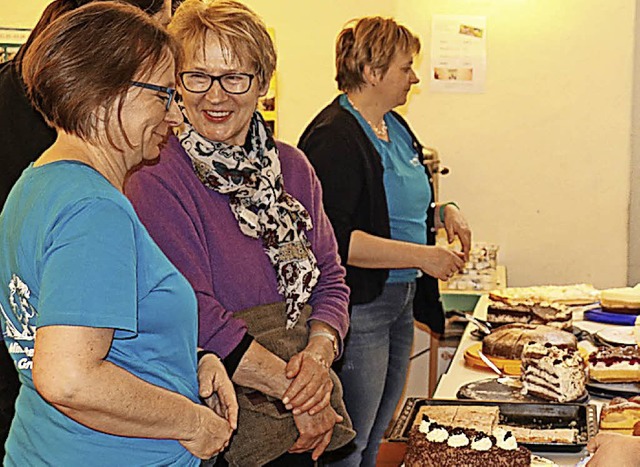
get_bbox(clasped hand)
[283,341,339,459]
[182,353,238,459]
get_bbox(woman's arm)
[348,230,464,281]
[434,202,472,260]
[33,325,231,459]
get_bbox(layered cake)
[588,346,640,383]
[600,396,640,430]
[404,418,531,467]
[520,342,586,402]
[487,300,572,330]
[600,286,640,314]
[482,323,578,360]
[489,284,599,306]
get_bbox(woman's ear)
[363,64,380,87]
[258,81,269,98]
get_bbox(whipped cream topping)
[471,435,493,451]
[418,419,432,434]
[447,432,470,447]
[426,426,449,443]
[493,428,518,450]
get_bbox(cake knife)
[476,350,521,387]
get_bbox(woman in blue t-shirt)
[299,17,472,467]
[0,3,236,465]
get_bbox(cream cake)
[588,346,640,383]
[520,342,586,403]
[404,418,531,467]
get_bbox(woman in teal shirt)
[0,3,236,465]
[299,16,472,467]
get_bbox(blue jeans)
[324,282,416,467]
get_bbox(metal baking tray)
[388,398,598,452]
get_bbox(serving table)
[431,294,610,466]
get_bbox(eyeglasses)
[179,71,254,95]
[130,81,177,111]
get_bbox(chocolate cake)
[404,418,531,467]
[588,346,640,383]
[482,323,578,360]
[487,300,572,330]
[520,342,586,402]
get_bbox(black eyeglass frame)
[178,71,255,95]
[130,81,177,111]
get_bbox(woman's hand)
[586,432,640,467]
[289,404,343,461]
[197,353,238,430]
[180,404,233,460]
[417,245,465,281]
[283,338,334,415]
[442,204,472,261]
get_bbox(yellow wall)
[395,0,634,288]
[2,0,634,288]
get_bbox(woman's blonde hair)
[170,0,276,90]
[335,16,420,92]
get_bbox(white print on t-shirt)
[1,274,37,342]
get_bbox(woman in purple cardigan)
[125,1,350,466]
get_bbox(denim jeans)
[323,281,416,467]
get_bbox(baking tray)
[388,398,598,453]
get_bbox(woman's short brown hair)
[335,17,420,92]
[22,1,182,143]
[169,0,276,90]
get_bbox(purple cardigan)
[125,136,350,358]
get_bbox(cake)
[404,418,531,467]
[487,300,572,330]
[588,346,640,383]
[489,284,599,306]
[520,342,586,402]
[600,396,640,430]
[482,323,578,360]
[497,425,577,444]
[413,405,499,434]
[600,286,640,313]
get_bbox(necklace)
[347,97,388,138]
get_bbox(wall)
[2,0,635,288]
[629,0,640,285]
[395,0,634,288]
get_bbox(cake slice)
[498,424,577,444]
[520,342,586,402]
[588,346,640,383]
[600,396,640,430]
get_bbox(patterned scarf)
[177,111,320,329]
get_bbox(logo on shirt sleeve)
[1,274,37,342]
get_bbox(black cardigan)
[298,96,444,333]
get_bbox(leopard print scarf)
[177,111,320,329]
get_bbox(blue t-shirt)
[340,94,431,283]
[0,161,200,466]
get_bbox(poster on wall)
[0,27,30,63]
[258,27,277,136]
[430,15,486,94]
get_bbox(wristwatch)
[309,330,339,360]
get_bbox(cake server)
[477,350,521,387]
[449,310,492,336]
